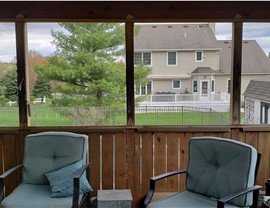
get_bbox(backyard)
[0,103,230,126]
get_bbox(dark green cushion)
[186,137,257,207]
[146,190,239,208]
[23,132,88,185]
[0,184,82,208]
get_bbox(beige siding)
[151,50,220,76]
[152,79,191,94]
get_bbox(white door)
[200,80,209,100]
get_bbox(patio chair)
[0,131,92,208]
[143,136,261,208]
[262,179,270,207]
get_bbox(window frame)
[195,51,203,62]
[172,80,181,89]
[167,51,177,66]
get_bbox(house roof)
[135,23,270,75]
[244,76,270,102]
[191,67,222,74]
[134,24,219,50]
[218,40,270,74]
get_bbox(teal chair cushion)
[186,137,257,207]
[23,132,88,185]
[0,184,82,208]
[46,160,93,197]
[146,190,239,208]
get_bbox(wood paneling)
[0,128,269,207]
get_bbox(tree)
[32,74,52,102]
[37,23,151,107]
[1,69,18,101]
[28,50,48,93]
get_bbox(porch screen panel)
[134,22,231,125]
[242,23,270,125]
[0,23,18,126]
[27,22,126,126]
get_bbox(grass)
[0,104,230,127]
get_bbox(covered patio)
[0,1,270,207]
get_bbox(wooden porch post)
[231,19,243,125]
[15,21,30,127]
[125,19,135,126]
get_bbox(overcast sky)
[0,22,270,62]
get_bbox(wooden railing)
[0,127,269,207]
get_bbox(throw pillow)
[46,160,93,198]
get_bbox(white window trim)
[172,80,181,89]
[167,51,177,66]
[192,79,198,94]
[195,51,203,62]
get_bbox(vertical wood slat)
[166,133,179,192]
[126,129,136,207]
[154,133,166,192]
[89,133,101,196]
[2,134,17,196]
[179,133,191,191]
[257,132,270,189]
[141,133,153,197]
[115,132,127,189]
[102,133,113,189]
[134,132,141,207]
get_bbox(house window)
[195,51,203,62]
[134,52,151,65]
[192,80,198,93]
[135,81,152,95]
[261,102,270,124]
[173,80,181,89]
[227,79,231,94]
[134,53,142,65]
[211,80,215,93]
[167,51,177,65]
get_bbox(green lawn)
[0,105,230,126]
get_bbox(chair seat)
[146,190,241,208]
[0,183,82,208]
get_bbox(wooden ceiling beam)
[0,1,270,22]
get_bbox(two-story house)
[134,23,270,109]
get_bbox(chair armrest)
[266,179,270,196]
[0,164,23,202]
[143,169,187,207]
[72,163,91,208]
[217,185,261,208]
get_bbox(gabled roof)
[218,40,270,74]
[244,76,270,102]
[134,24,219,50]
[191,67,222,74]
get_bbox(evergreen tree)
[36,23,151,107]
[32,75,51,101]
[1,69,18,101]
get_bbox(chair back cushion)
[23,131,88,185]
[186,137,257,207]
